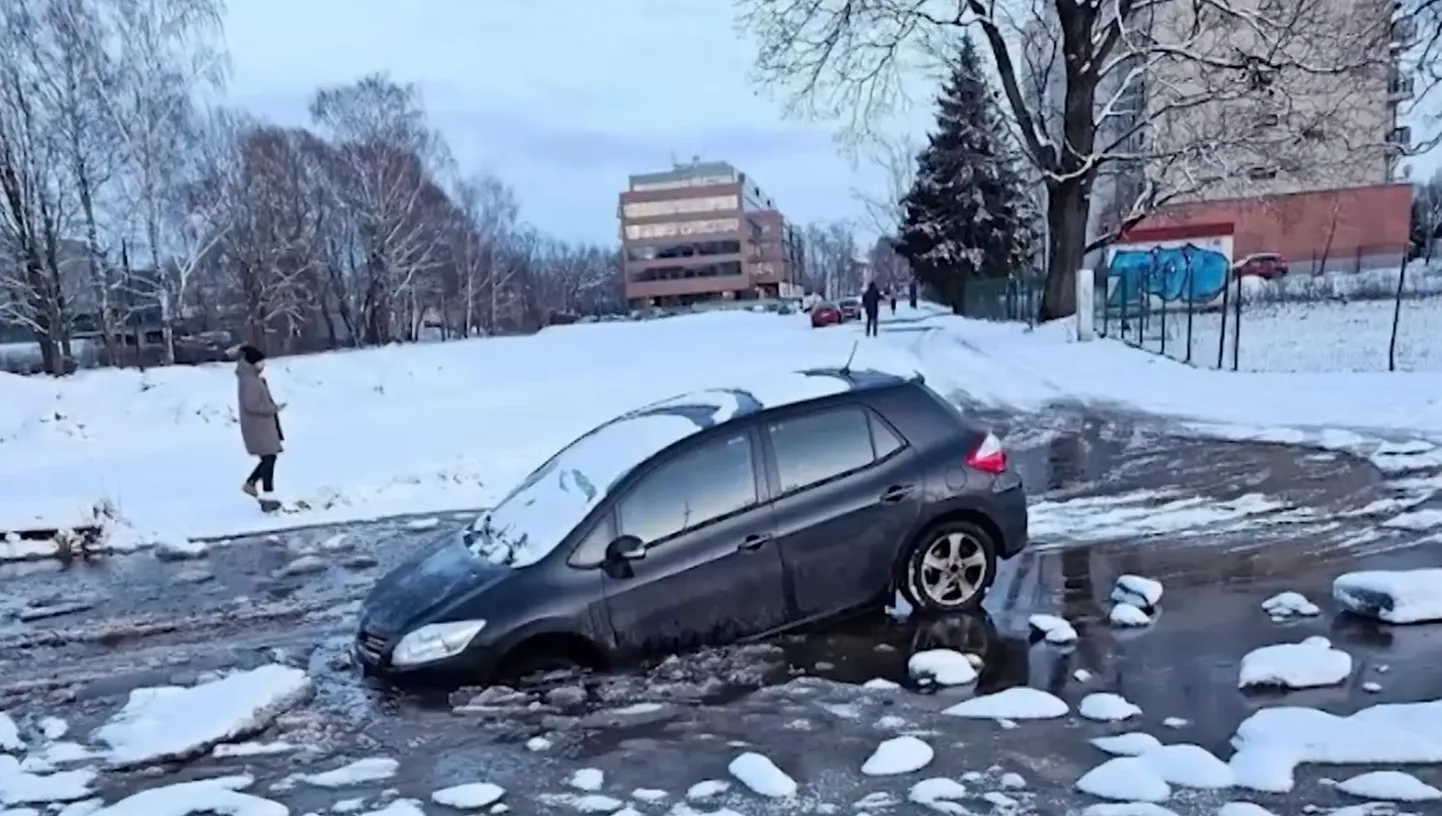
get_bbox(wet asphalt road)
[2,408,1442,814]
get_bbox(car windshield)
[840,298,860,307]
[466,413,701,568]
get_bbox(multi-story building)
[1021,0,1413,270]
[1125,0,1415,269]
[619,160,804,308]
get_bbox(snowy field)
[1119,296,1441,373]
[3,303,1442,550]
[1104,266,1442,373]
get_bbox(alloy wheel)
[916,531,989,608]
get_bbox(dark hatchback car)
[838,297,863,321]
[355,368,1028,683]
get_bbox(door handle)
[880,484,916,503]
[738,532,773,551]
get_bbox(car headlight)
[390,620,487,667]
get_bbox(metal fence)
[956,276,1046,324]
[1096,261,1442,373]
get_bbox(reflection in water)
[1330,612,1396,649]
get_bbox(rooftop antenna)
[840,339,859,375]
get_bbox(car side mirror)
[606,535,646,562]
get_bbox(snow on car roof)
[469,369,901,568]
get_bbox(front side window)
[618,433,757,545]
[768,408,881,493]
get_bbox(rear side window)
[768,407,901,493]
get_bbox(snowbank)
[0,311,919,548]
[910,312,1442,440]
[10,301,1442,550]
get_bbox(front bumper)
[353,629,497,683]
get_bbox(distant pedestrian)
[862,281,882,337]
[234,344,285,500]
[890,294,897,315]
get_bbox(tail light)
[965,432,1007,474]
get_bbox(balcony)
[1392,16,1417,50]
[1387,125,1412,150]
[1389,74,1415,102]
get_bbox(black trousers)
[864,312,879,336]
[247,454,277,492]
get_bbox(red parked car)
[810,302,842,328]
[1233,253,1289,280]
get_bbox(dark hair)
[239,344,266,365]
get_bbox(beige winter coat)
[237,361,283,456]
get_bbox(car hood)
[360,530,511,634]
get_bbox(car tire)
[499,651,581,684]
[897,519,998,613]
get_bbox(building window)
[626,240,742,262]
[1246,166,1278,180]
[622,195,739,219]
[624,218,741,241]
[629,260,744,283]
[631,174,736,192]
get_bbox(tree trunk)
[1041,179,1089,321]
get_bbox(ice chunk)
[630,789,668,803]
[1230,700,1442,793]
[1261,591,1320,618]
[1075,756,1170,802]
[212,741,297,758]
[1112,575,1163,608]
[1335,770,1441,801]
[942,687,1068,720]
[1216,804,1277,816]
[1109,603,1151,627]
[1334,569,1442,624]
[0,756,95,806]
[861,736,933,776]
[728,752,796,797]
[1079,693,1141,722]
[1140,744,1234,788]
[0,715,23,753]
[93,664,311,767]
[1028,614,1078,644]
[358,801,425,816]
[1091,733,1162,756]
[88,775,282,816]
[684,780,728,799]
[862,678,900,690]
[908,777,968,810]
[431,782,506,808]
[568,768,603,792]
[1238,636,1351,689]
[296,758,398,788]
[906,650,977,686]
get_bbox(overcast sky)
[222,0,931,245]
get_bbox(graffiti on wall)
[1104,235,1233,308]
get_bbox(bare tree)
[737,0,1397,318]
[451,173,519,336]
[310,74,451,345]
[102,0,227,362]
[851,133,919,236]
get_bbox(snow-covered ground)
[3,303,1441,551]
[1102,266,1442,373]
[1119,296,1441,373]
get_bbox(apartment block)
[619,160,804,307]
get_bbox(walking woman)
[235,344,285,499]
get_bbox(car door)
[601,427,790,657]
[763,405,923,619]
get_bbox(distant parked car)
[1233,253,1289,280]
[354,368,1029,683]
[838,297,862,321]
[810,302,842,328]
